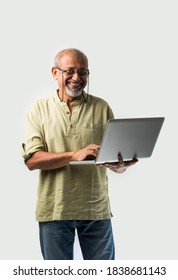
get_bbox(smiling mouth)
[67,81,83,91]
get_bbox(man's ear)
[51,67,58,80]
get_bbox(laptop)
[69,117,165,165]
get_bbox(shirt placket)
[63,101,81,137]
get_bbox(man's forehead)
[60,52,88,67]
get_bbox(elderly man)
[22,48,137,260]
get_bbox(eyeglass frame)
[55,66,90,76]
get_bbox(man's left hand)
[99,153,138,173]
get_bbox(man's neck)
[57,89,83,112]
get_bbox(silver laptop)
[69,117,165,165]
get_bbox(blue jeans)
[39,219,115,260]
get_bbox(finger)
[129,158,138,164]
[125,159,138,167]
[118,153,124,166]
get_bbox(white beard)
[65,87,83,97]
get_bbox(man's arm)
[25,144,100,170]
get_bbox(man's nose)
[71,71,81,80]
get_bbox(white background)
[0,0,177,260]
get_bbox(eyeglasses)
[55,67,89,76]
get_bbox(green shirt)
[22,91,114,221]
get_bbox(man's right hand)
[72,144,100,161]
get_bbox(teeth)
[70,82,81,85]
[68,80,82,84]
